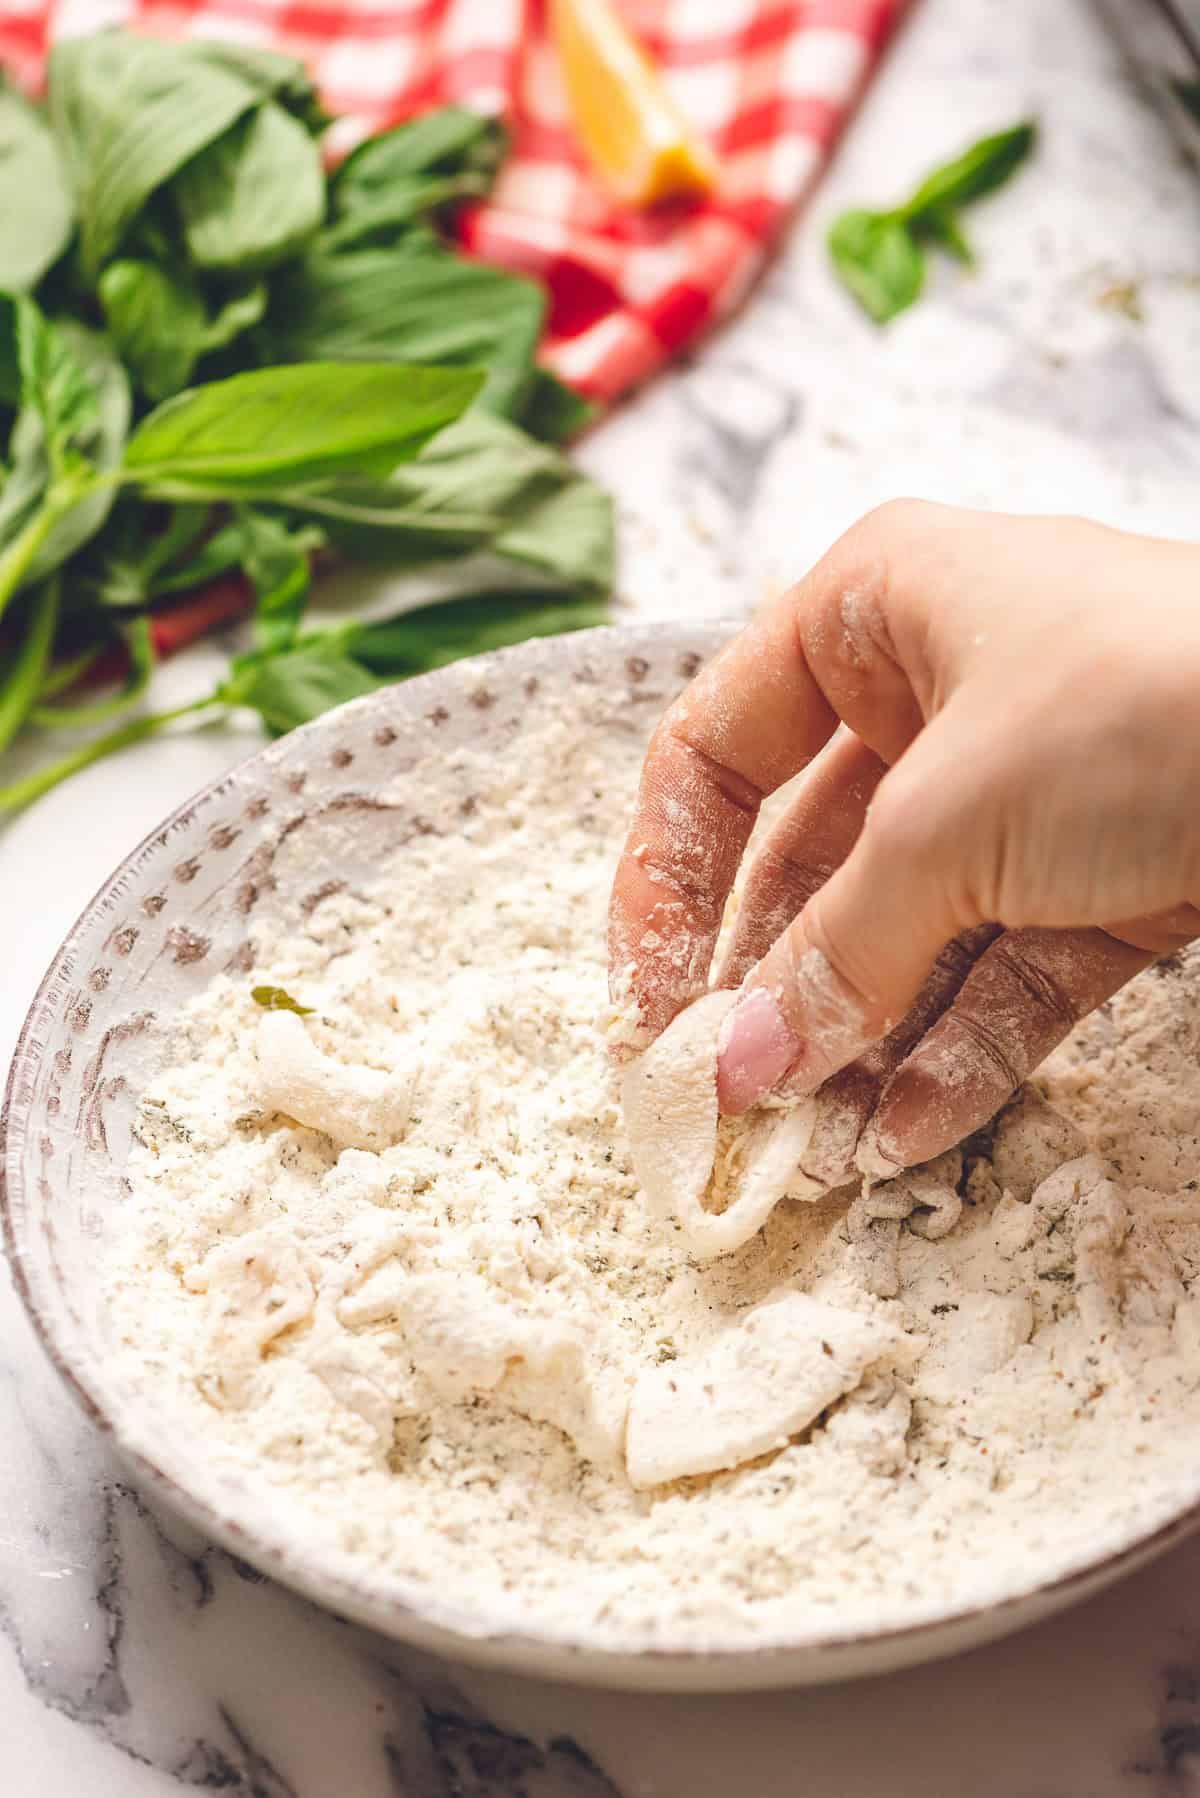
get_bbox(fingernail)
[855,1120,904,1181]
[716,986,800,1113]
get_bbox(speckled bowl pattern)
[5,624,1200,1693]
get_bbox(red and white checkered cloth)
[2,0,905,404]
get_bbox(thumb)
[716,737,973,1115]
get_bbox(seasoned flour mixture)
[108,700,1200,1653]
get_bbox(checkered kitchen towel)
[2,0,906,403]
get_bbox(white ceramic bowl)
[6,623,1200,1692]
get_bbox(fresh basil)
[236,508,323,654]
[0,81,74,293]
[0,578,59,752]
[518,367,596,444]
[81,499,213,609]
[221,641,380,734]
[99,261,206,401]
[290,409,614,596]
[0,309,130,594]
[100,260,268,403]
[264,243,545,419]
[187,41,328,136]
[346,588,609,678]
[49,33,262,275]
[324,107,506,251]
[829,120,1036,324]
[174,103,325,274]
[828,210,925,326]
[30,612,153,728]
[0,42,612,820]
[902,122,1036,221]
[123,362,484,496]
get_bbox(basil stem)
[30,616,154,727]
[0,465,97,624]
[0,691,222,816]
[37,641,108,700]
[0,578,60,754]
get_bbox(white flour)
[107,700,1200,1654]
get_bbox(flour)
[106,694,1200,1654]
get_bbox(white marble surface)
[5,0,1200,1791]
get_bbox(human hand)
[608,502,1200,1180]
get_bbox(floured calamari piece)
[185,1225,315,1405]
[824,1373,913,1475]
[988,1087,1090,1203]
[621,991,827,1259]
[302,1316,419,1441]
[848,1151,963,1298]
[255,1010,414,1152]
[624,1291,904,1488]
[1073,1172,1184,1365]
[992,1152,1109,1260]
[388,1271,629,1467]
[919,1292,1034,1401]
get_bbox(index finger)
[608,505,937,1045]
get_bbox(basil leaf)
[236,508,323,654]
[82,499,213,609]
[0,82,74,292]
[519,367,595,444]
[287,410,614,596]
[264,243,544,419]
[918,205,974,266]
[145,519,245,598]
[173,102,325,274]
[827,211,924,325]
[903,121,1036,222]
[829,120,1036,324]
[333,107,505,199]
[201,283,269,356]
[0,307,130,587]
[123,362,484,497]
[100,261,268,401]
[325,108,505,250]
[31,323,130,580]
[222,642,379,735]
[318,176,493,255]
[15,297,99,472]
[188,41,328,135]
[99,260,207,400]
[251,984,313,1015]
[346,588,608,678]
[49,33,261,274]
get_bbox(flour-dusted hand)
[608,503,1200,1174]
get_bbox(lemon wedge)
[549,0,718,206]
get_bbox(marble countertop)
[5,0,1200,1792]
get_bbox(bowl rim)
[5,621,1200,1690]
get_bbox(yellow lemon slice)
[549,0,718,206]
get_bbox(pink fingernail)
[855,1121,904,1181]
[716,987,800,1113]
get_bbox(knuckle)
[945,1009,1023,1096]
[988,938,1079,1034]
[857,496,943,554]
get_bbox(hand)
[608,502,1200,1180]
